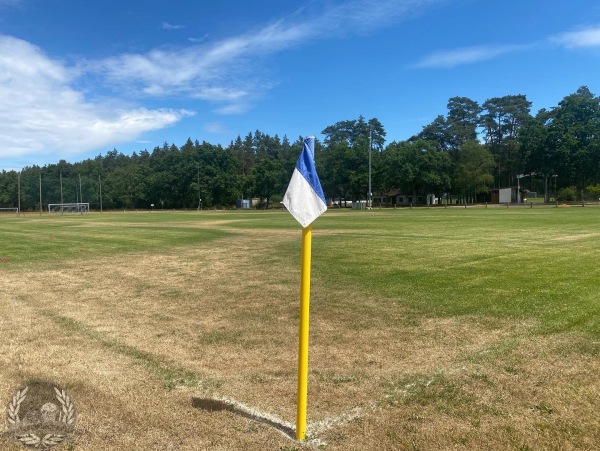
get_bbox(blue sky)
[1,0,600,171]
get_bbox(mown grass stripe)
[42,310,218,390]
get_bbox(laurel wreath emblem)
[15,433,65,448]
[54,387,75,426]
[7,386,28,426]
[6,384,76,449]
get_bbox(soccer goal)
[0,207,19,215]
[48,203,90,214]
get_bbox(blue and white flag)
[283,136,327,228]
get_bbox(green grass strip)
[42,310,218,390]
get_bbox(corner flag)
[283,136,326,228]
[283,136,326,441]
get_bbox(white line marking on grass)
[192,395,378,446]
[306,402,377,436]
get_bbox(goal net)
[0,207,19,215]
[48,203,90,214]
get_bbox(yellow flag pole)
[296,224,312,440]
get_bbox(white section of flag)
[283,168,327,228]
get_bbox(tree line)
[2,85,600,211]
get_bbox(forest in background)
[2,86,600,210]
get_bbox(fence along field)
[0,209,598,450]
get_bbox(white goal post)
[0,207,19,214]
[48,203,90,214]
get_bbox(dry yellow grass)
[1,221,598,450]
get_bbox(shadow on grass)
[191,397,296,440]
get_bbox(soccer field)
[1,208,598,450]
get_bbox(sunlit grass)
[1,207,598,449]
[2,208,599,336]
[314,208,600,336]
[0,213,229,265]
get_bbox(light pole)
[39,169,42,215]
[368,129,372,210]
[17,171,20,217]
[530,172,536,193]
[197,166,201,211]
[60,172,64,215]
[516,174,525,203]
[99,174,103,213]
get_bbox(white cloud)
[0,0,21,7]
[414,44,530,68]
[0,36,192,163]
[311,0,440,35]
[203,122,230,134]
[161,22,185,30]
[0,0,443,166]
[214,103,252,115]
[416,24,600,70]
[552,26,600,49]
[92,0,442,112]
[188,34,209,43]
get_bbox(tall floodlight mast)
[60,173,64,215]
[39,170,42,215]
[368,129,372,209]
[99,174,103,213]
[17,171,21,217]
[197,166,201,211]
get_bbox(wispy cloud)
[93,0,442,113]
[0,0,442,166]
[188,34,209,43]
[310,0,440,35]
[0,0,22,7]
[416,23,600,70]
[552,25,600,49]
[203,122,230,135]
[414,44,530,68]
[0,36,192,163]
[161,22,185,30]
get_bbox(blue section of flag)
[295,137,325,204]
[283,136,327,228]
